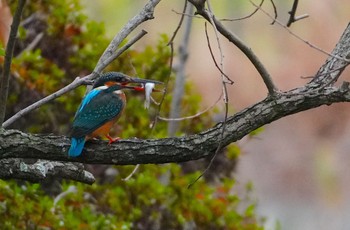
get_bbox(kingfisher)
[68,72,162,157]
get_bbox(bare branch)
[159,92,222,121]
[204,23,234,84]
[2,84,350,167]
[250,0,349,63]
[269,0,278,25]
[1,1,350,184]
[0,0,26,125]
[189,0,278,95]
[286,0,309,27]
[172,9,202,19]
[97,0,161,66]
[94,30,148,73]
[168,0,188,46]
[122,164,140,181]
[2,1,161,128]
[189,0,231,185]
[220,0,264,22]
[2,74,93,128]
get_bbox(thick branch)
[1,83,350,166]
[308,23,350,87]
[1,5,350,184]
[0,158,95,184]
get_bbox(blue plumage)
[68,137,86,157]
[68,72,162,157]
[68,88,103,157]
[69,85,125,157]
[77,88,102,113]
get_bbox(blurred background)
[82,0,350,229]
[1,0,350,229]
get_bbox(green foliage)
[13,49,65,94]
[0,46,4,56]
[0,164,264,229]
[249,127,265,138]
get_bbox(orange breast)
[87,91,126,139]
[89,119,116,138]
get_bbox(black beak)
[93,72,163,89]
[128,77,163,85]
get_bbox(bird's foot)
[106,135,121,145]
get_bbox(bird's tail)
[68,137,86,157]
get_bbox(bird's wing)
[73,87,104,119]
[71,91,124,138]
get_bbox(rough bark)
[1,83,350,166]
[0,158,95,184]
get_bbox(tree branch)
[96,0,161,66]
[2,0,161,128]
[1,83,350,167]
[0,158,95,184]
[286,0,309,27]
[0,0,26,124]
[188,0,278,95]
[1,4,350,184]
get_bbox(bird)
[68,72,162,157]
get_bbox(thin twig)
[204,23,234,84]
[249,0,349,63]
[171,9,202,19]
[189,0,277,95]
[189,1,230,187]
[3,24,150,128]
[269,0,278,25]
[286,0,309,27]
[301,64,349,80]
[158,92,222,121]
[17,32,44,56]
[96,0,161,66]
[3,75,92,128]
[167,0,188,46]
[94,30,148,73]
[122,164,140,181]
[149,45,173,131]
[52,186,77,212]
[220,0,264,22]
[0,0,26,125]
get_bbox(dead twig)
[221,0,264,22]
[189,0,230,187]
[249,0,349,63]
[158,92,222,121]
[286,0,309,27]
